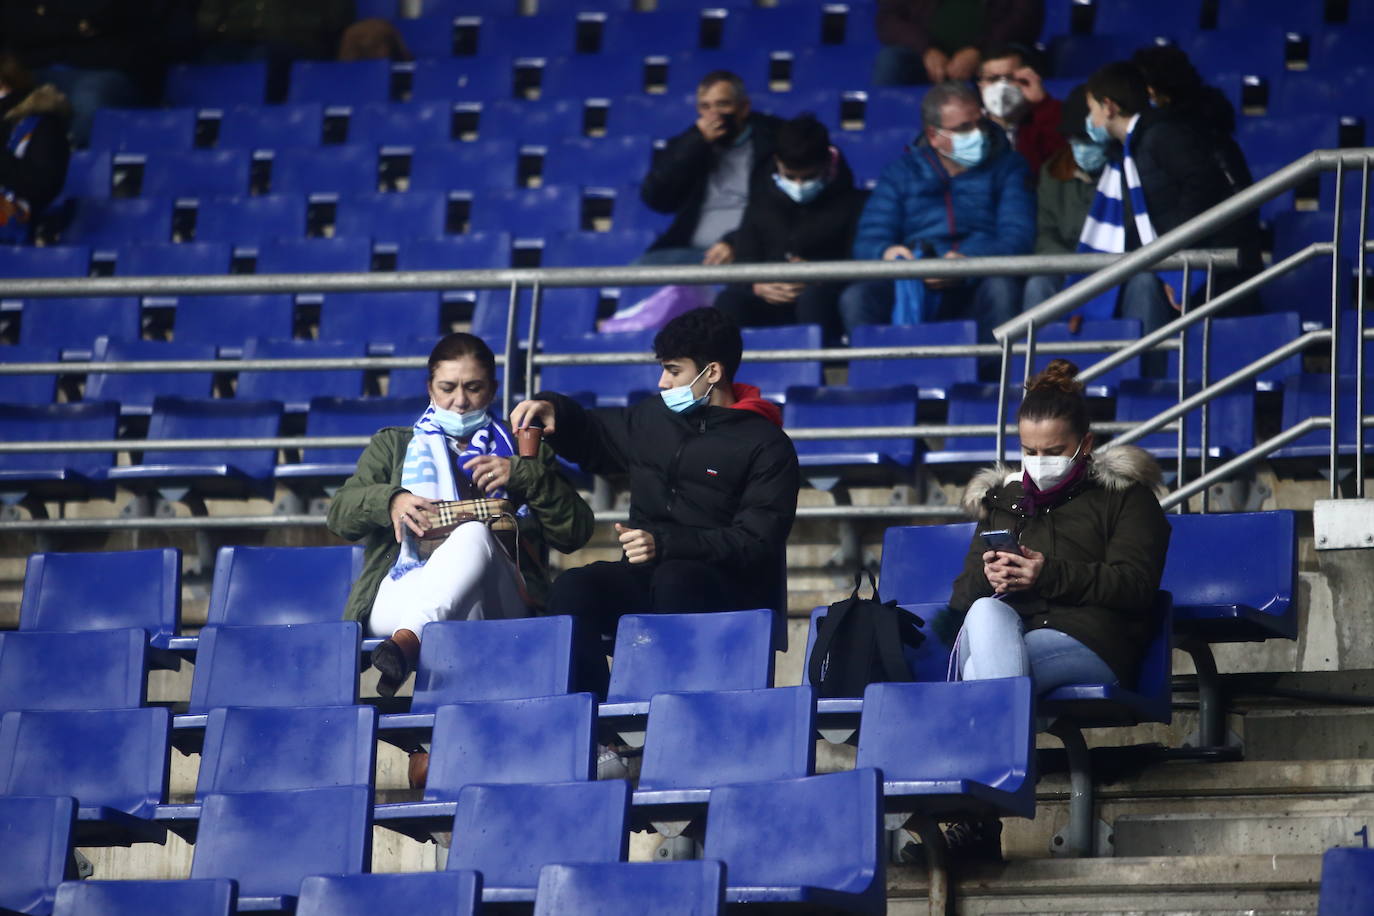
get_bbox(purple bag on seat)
[597,285,711,333]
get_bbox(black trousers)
[547,558,739,700]
[714,282,846,346]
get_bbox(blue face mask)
[660,364,713,414]
[1084,114,1111,145]
[773,172,825,204]
[430,403,489,439]
[946,127,985,168]
[1069,138,1107,173]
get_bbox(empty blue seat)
[410,57,516,101]
[1115,379,1255,461]
[0,796,76,916]
[602,93,694,141]
[878,521,977,605]
[0,244,91,278]
[56,150,112,200]
[449,781,630,904]
[406,616,576,715]
[20,548,180,650]
[394,16,460,59]
[471,285,598,351]
[318,291,444,353]
[540,54,650,101]
[1017,319,1144,395]
[236,338,367,411]
[190,786,372,912]
[849,321,977,399]
[387,334,452,395]
[288,59,393,105]
[85,338,218,412]
[185,623,361,719]
[19,296,139,354]
[140,151,251,199]
[788,45,874,94]
[334,191,449,245]
[276,396,428,482]
[736,324,822,402]
[719,4,826,51]
[0,707,170,845]
[462,13,581,59]
[89,108,197,152]
[298,873,481,916]
[0,345,60,404]
[541,135,653,188]
[840,127,915,187]
[922,383,1021,465]
[474,99,594,146]
[63,198,173,246]
[1215,0,1325,30]
[1266,72,1342,120]
[1047,33,1141,79]
[470,185,582,236]
[193,195,308,244]
[1165,311,1303,392]
[396,234,512,273]
[857,678,1035,822]
[165,61,269,107]
[599,10,715,57]
[348,100,454,147]
[376,692,595,836]
[1275,374,1374,459]
[1270,210,1354,322]
[1311,26,1374,74]
[538,328,657,406]
[172,293,296,356]
[116,242,233,277]
[216,103,325,151]
[1094,0,1201,34]
[535,862,723,916]
[1237,114,1339,184]
[205,545,365,628]
[408,140,520,192]
[541,229,656,267]
[705,768,884,914]
[0,628,149,713]
[1319,846,1374,916]
[104,396,284,501]
[54,878,236,916]
[254,236,374,274]
[269,145,378,195]
[784,385,921,469]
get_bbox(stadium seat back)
[606,609,775,705]
[89,108,197,152]
[411,615,576,712]
[206,545,365,627]
[165,61,269,107]
[216,103,325,151]
[297,872,480,916]
[0,796,76,916]
[21,547,180,644]
[197,705,376,800]
[236,338,367,411]
[188,622,361,713]
[173,293,296,353]
[288,59,393,105]
[193,195,308,245]
[18,296,140,352]
[54,878,237,916]
[140,151,251,199]
[878,522,976,605]
[849,321,978,396]
[784,385,921,467]
[0,628,149,712]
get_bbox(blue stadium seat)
[318,291,444,353]
[297,873,481,916]
[404,616,576,715]
[1164,311,1303,392]
[408,140,520,191]
[237,338,367,412]
[1310,26,1374,74]
[862,89,922,133]
[535,862,723,916]
[840,127,915,187]
[269,145,378,195]
[718,4,826,51]
[206,545,366,628]
[1270,209,1355,322]
[539,54,649,102]
[116,242,233,277]
[541,229,656,267]
[0,628,149,712]
[394,16,459,59]
[63,198,173,246]
[538,328,657,406]
[410,58,516,101]
[254,236,374,274]
[470,185,582,236]
[20,548,181,650]
[193,195,308,245]
[922,383,1021,465]
[89,108,197,152]
[57,150,112,200]
[85,338,218,412]
[172,293,297,357]
[449,781,630,905]
[0,796,76,916]
[1319,847,1374,916]
[1094,0,1201,35]
[348,101,454,147]
[0,402,119,508]
[849,321,978,399]
[1238,114,1340,188]
[103,396,284,501]
[165,61,269,108]
[1266,72,1342,121]
[375,692,595,837]
[459,13,581,59]
[1046,33,1141,79]
[0,707,170,845]
[396,234,513,273]
[190,786,372,912]
[704,768,884,914]
[470,285,599,351]
[1215,0,1324,30]
[140,150,251,199]
[1180,28,1290,83]
[602,93,693,140]
[288,59,393,105]
[541,135,654,188]
[0,345,60,404]
[1115,379,1255,461]
[275,395,427,486]
[604,186,671,234]
[1014,318,1144,395]
[878,521,977,605]
[19,296,139,354]
[54,879,236,916]
[334,191,449,245]
[737,324,823,402]
[0,244,91,279]
[599,10,714,57]
[387,335,450,395]
[782,45,872,96]
[184,623,361,719]
[784,385,921,469]
[216,103,325,151]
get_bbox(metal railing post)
[1199,261,1214,514]
[525,278,543,404]
[996,336,1012,464]
[1175,261,1191,513]
[1357,157,1369,496]
[1330,159,1344,498]
[1023,322,1036,387]
[501,280,520,420]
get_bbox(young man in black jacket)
[713,114,867,345]
[635,70,783,267]
[510,308,800,698]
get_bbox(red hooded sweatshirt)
[728,382,783,427]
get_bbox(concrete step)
[1111,797,1374,857]
[1242,707,1374,761]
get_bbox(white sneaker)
[596,744,630,780]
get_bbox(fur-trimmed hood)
[3,84,72,123]
[960,443,1163,520]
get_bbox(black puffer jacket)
[730,152,867,264]
[0,84,72,224]
[534,385,800,609]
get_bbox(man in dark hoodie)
[713,114,866,345]
[511,307,800,699]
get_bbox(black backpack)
[808,571,927,699]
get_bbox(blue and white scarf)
[388,405,522,581]
[1074,116,1182,318]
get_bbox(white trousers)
[367,522,528,638]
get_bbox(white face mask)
[1022,439,1083,490]
[981,79,1026,119]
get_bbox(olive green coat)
[327,426,595,625]
[947,444,1172,684]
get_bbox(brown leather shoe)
[408,751,429,791]
[373,628,421,697]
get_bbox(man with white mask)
[975,43,1063,178]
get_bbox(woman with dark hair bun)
[930,358,1171,860]
[327,332,594,697]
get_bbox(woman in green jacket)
[327,332,594,695]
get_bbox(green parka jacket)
[327,425,595,625]
[947,444,1172,685]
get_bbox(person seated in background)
[328,332,593,697]
[871,0,1043,87]
[511,308,799,703]
[337,18,413,61]
[1021,85,1105,311]
[936,358,1170,861]
[712,114,867,346]
[635,70,782,267]
[977,43,1063,179]
[840,80,1034,342]
[0,51,71,245]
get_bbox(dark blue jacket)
[852,127,1035,261]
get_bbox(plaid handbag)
[417,497,517,560]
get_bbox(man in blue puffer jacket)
[841,80,1034,342]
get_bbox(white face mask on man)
[1022,438,1083,490]
[981,79,1026,119]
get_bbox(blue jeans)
[955,596,1118,696]
[1022,273,1065,311]
[839,276,1021,342]
[633,246,707,266]
[1118,273,1172,377]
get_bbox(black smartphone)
[980,529,1019,552]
